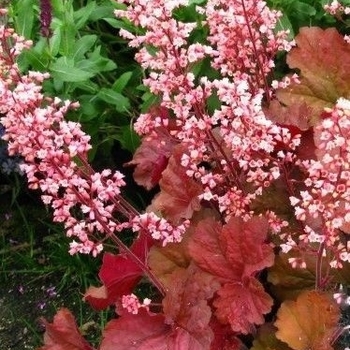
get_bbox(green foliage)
[267,0,338,33]
[9,0,143,160]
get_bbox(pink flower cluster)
[205,0,294,90]
[324,0,350,15]
[0,15,187,255]
[116,0,299,224]
[131,212,190,246]
[121,294,151,315]
[291,98,350,267]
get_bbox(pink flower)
[121,294,152,314]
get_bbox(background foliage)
[1,0,350,349]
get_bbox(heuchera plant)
[1,0,350,349]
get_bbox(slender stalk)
[315,242,325,290]
[240,0,271,102]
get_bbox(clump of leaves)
[2,1,350,349]
[9,0,142,162]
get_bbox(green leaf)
[78,95,101,121]
[49,24,62,57]
[97,88,130,112]
[15,0,35,38]
[71,35,97,61]
[140,91,159,113]
[76,47,117,73]
[112,72,133,93]
[51,0,65,14]
[189,0,206,4]
[89,3,116,21]
[60,22,77,56]
[19,38,50,71]
[59,2,77,56]
[70,80,99,94]
[53,77,64,92]
[292,1,316,16]
[74,2,96,30]
[102,17,137,33]
[51,57,94,82]
[114,125,140,153]
[207,94,221,114]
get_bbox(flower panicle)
[40,0,52,37]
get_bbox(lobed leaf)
[189,216,274,333]
[162,263,220,348]
[189,216,273,282]
[189,217,236,281]
[39,308,94,350]
[268,252,350,301]
[214,277,273,335]
[209,319,247,350]
[251,323,293,350]
[147,238,191,288]
[275,290,340,350]
[100,305,215,350]
[152,145,202,223]
[100,309,170,350]
[267,253,316,301]
[126,126,177,190]
[271,27,350,128]
[84,234,153,310]
[222,216,274,278]
[148,208,219,287]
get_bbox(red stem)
[240,0,271,102]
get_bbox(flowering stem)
[107,231,166,296]
[206,128,245,192]
[315,241,325,290]
[48,159,165,295]
[240,0,271,102]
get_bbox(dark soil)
[0,185,106,350]
[0,273,68,349]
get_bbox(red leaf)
[267,100,313,131]
[209,319,248,350]
[189,216,274,281]
[189,217,237,281]
[214,277,273,334]
[83,285,110,310]
[126,127,176,190]
[271,27,350,128]
[152,144,202,223]
[85,234,153,310]
[189,217,274,334]
[169,327,215,350]
[100,308,218,350]
[147,208,220,289]
[222,216,274,278]
[162,264,220,348]
[39,308,94,350]
[100,309,170,350]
